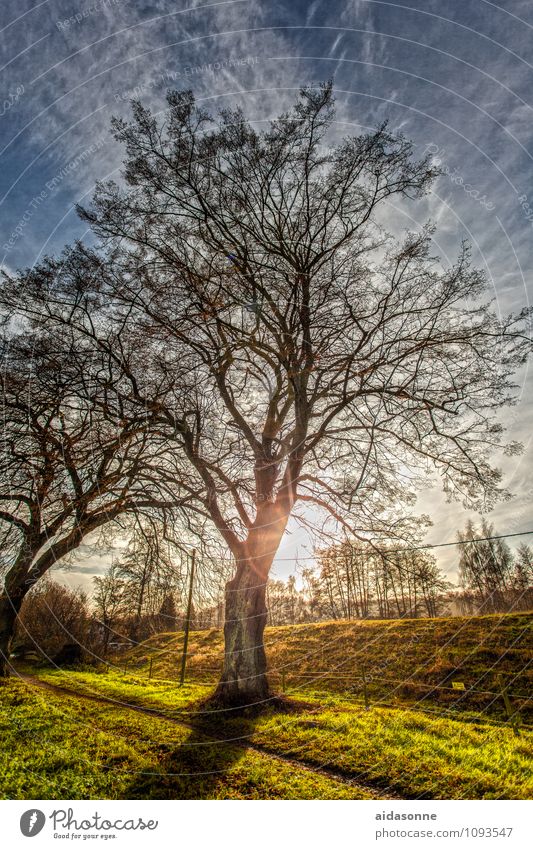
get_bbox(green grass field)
[1,612,531,800]
[122,611,533,721]
[0,677,365,800]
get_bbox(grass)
[7,666,531,800]
[119,612,533,721]
[240,702,533,800]
[0,677,366,800]
[3,611,531,800]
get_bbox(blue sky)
[1,0,533,590]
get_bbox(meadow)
[1,612,531,800]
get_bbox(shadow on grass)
[124,692,274,800]
[125,693,310,799]
[126,719,249,799]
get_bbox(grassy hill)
[120,611,533,723]
[4,611,531,800]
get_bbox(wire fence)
[109,646,532,734]
[45,588,531,737]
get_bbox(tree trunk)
[214,562,270,707]
[0,591,24,678]
[212,497,293,707]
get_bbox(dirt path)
[20,672,401,800]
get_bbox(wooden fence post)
[180,549,196,687]
[501,682,520,736]
[149,657,153,680]
[362,666,370,710]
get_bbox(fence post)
[501,682,520,736]
[180,548,196,687]
[149,657,153,680]
[362,666,370,710]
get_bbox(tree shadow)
[125,707,258,800]
[125,694,310,799]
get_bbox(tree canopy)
[2,82,530,702]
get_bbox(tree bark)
[0,590,24,678]
[0,519,115,678]
[214,561,270,706]
[210,492,294,707]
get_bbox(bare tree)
[511,542,533,610]
[457,519,515,612]
[115,517,185,641]
[457,522,533,612]
[92,566,130,657]
[7,83,531,703]
[412,553,451,618]
[0,323,186,676]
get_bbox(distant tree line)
[12,514,230,661]
[87,519,230,654]
[266,527,532,626]
[13,569,208,663]
[455,519,533,614]
[263,545,449,625]
[13,518,531,664]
